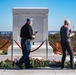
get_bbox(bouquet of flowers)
[32,30,38,45]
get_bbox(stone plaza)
[0,66,76,75]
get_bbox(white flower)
[14,59,18,63]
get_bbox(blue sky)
[0,0,76,31]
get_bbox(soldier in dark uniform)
[60,19,75,69]
[15,18,35,69]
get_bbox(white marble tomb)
[8,7,53,59]
[12,7,48,43]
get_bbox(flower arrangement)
[0,58,76,68]
[34,30,38,35]
[0,59,13,68]
[30,58,50,67]
[32,30,38,45]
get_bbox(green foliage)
[48,33,60,43]
[0,59,76,68]
[30,59,50,67]
[0,61,13,68]
[48,32,76,49]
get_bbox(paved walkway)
[0,67,76,75]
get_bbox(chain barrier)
[0,41,9,49]
[49,41,76,54]
[14,40,46,52]
[73,47,76,51]
[49,41,62,53]
[0,40,76,53]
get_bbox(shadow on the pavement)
[0,67,75,70]
[0,68,21,70]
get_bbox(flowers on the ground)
[13,57,20,63]
[32,30,38,45]
[0,58,76,68]
[0,59,13,68]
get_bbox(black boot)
[26,65,33,69]
[15,62,23,69]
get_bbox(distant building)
[48,31,59,34]
[0,31,12,35]
[0,31,59,35]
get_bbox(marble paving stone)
[73,70,76,73]
[3,70,55,75]
[54,70,76,75]
[0,70,5,75]
[0,68,76,75]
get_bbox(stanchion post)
[11,35,13,61]
[46,38,48,60]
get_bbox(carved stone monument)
[12,7,48,43]
[8,7,53,59]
